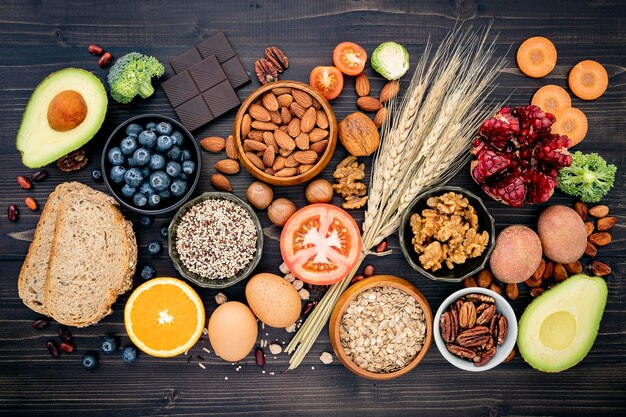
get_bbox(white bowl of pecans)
[434,287,517,372]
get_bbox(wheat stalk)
[286,25,506,370]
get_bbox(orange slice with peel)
[124,277,205,358]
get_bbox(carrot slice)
[517,37,557,78]
[568,60,608,100]
[531,85,571,115]
[552,107,588,146]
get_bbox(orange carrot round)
[531,85,571,115]
[568,60,608,100]
[517,37,557,78]
[552,107,588,146]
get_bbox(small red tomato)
[333,42,367,76]
[309,66,344,100]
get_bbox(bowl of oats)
[168,192,263,289]
[329,275,433,380]
[398,186,495,283]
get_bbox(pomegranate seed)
[255,348,265,366]
[32,318,49,329]
[46,340,60,357]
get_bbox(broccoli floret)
[107,52,164,104]
[557,151,616,203]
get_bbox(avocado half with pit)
[517,274,607,372]
[16,68,107,168]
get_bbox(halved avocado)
[517,274,607,372]
[16,68,107,168]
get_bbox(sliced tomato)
[309,66,344,100]
[280,204,361,285]
[333,42,367,76]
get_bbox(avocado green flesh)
[16,68,107,168]
[517,274,607,373]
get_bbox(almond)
[269,110,282,124]
[299,164,314,174]
[588,205,609,218]
[585,242,597,257]
[211,174,232,192]
[295,132,309,150]
[310,139,328,155]
[241,114,252,139]
[263,146,276,168]
[488,282,502,296]
[251,121,279,131]
[215,159,240,175]
[564,260,583,274]
[225,135,238,159]
[284,153,299,168]
[272,87,292,96]
[356,96,382,112]
[265,167,276,176]
[248,130,264,141]
[505,283,518,301]
[272,156,286,171]
[292,89,314,108]
[245,151,265,171]
[262,92,279,111]
[531,258,546,281]
[200,136,225,153]
[589,232,611,246]
[373,107,389,128]
[589,261,611,276]
[248,103,271,122]
[316,109,329,129]
[597,216,617,231]
[574,201,588,220]
[290,102,306,119]
[530,287,544,298]
[279,125,288,132]
[263,131,277,149]
[477,269,493,288]
[287,118,301,138]
[379,80,400,103]
[278,147,293,158]
[244,139,267,152]
[542,260,554,280]
[585,221,595,236]
[524,276,542,288]
[275,167,298,177]
[277,94,293,108]
[311,99,321,109]
[300,107,317,133]
[355,73,370,97]
[294,150,318,165]
[274,130,296,151]
[281,107,292,124]
[309,128,329,143]
[553,263,569,282]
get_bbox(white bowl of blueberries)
[101,114,201,215]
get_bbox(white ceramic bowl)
[433,287,517,372]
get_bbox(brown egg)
[208,301,258,362]
[246,273,301,328]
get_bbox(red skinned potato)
[490,225,543,284]
[538,205,587,264]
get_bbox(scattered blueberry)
[182,160,196,175]
[139,181,155,196]
[146,121,157,131]
[101,336,117,354]
[91,169,103,183]
[120,136,138,156]
[140,264,156,280]
[147,240,162,256]
[148,194,161,207]
[141,167,151,179]
[126,123,143,137]
[121,346,138,364]
[124,167,144,187]
[170,179,187,197]
[121,184,137,198]
[138,130,157,148]
[108,147,125,165]
[156,135,173,152]
[150,171,170,192]
[160,226,168,238]
[133,192,147,207]
[149,154,166,170]
[179,149,192,162]
[155,121,173,136]
[131,148,151,166]
[139,215,153,228]
[179,172,189,181]
[165,161,181,178]
[171,131,184,146]
[166,145,181,161]
[158,189,171,200]
[109,166,127,184]
[82,354,98,370]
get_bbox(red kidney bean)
[302,301,317,317]
[46,340,60,357]
[88,44,103,55]
[375,241,388,253]
[31,170,47,182]
[32,318,49,329]
[8,205,18,222]
[17,175,31,190]
[254,348,265,366]
[363,264,375,277]
[98,52,112,68]
[59,341,76,353]
[305,283,315,291]
[25,197,38,211]
[58,326,72,341]
[351,274,365,284]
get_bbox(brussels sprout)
[371,42,410,80]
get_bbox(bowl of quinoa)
[168,192,263,288]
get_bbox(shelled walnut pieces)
[332,156,367,209]
[410,192,489,271]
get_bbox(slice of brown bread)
[44,188,137,327]
[18,182,92,315]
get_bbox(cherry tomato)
[333,42,367,76]
[280,204,362,285]
[309,66,344,100]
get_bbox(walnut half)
[332,156,368,209]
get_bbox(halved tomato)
[280,204,362,285]
[333,42,367,76]
[309,66,344,100]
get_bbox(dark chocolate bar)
[161,71,199,107]
[202,80,241,118]
[188,55,227,92]
[170,47,203,73]
[174,95,213,132]
[196,32,236,62]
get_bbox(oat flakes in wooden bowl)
[329,275,433,380]
[233,80,338,186]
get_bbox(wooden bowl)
[233,80,338,186]
[329,275,433,380]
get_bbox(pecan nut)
[465,293,495,304]
[459,301,477,328]
[57,149,88,172]
[254,58,278,84]
[456,326,491,348]
[265,46,289,72]
[446,343,478,361]
[475,346,497,366]
[475,304,496,326]
[439,311,457,343]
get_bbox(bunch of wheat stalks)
[286,25,506,370]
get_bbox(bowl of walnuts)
[398,186,495,283]
[232,80,338,186]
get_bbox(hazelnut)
[305,179,333,204]
[246,181,273,210]
[267,198,296,226]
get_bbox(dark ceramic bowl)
[398,186,495,283]
[102,114,201,215]
[168,192,264,289]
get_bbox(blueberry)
[131,148,151,166]
[179,149,192,162]
[101,336,117,354]
[126,123,143,137]
[140,167,151,179]
[170,179,188,197]
[145,121,157,131]
[160,226,168,238]
[171,131,184,146]
[149,153,166,170]
[121,184,137,198]
[82,354,98,370]
[179,172,189,181]
[138,130,157,148]
[165,161,181,178]
[149,171,170,192]
[140,264,155,280]
[166,145,181,161]
[139,181,155,196]
[133,192,147,207]
[155,121,173,136]
[109,166,126,184]
[147,240,162,255]
[124,167,144,187]
[108,147,125,165]
[158,189,171,200]
[122,346,138,363]
[91,169,103,183]
[120,136,138,156]
[139,215,153,228]
[182,160,196,175]
[148,194,161,207]
[156,135,173,152]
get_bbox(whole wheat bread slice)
[44,188,137,327]
[18,182,92,315]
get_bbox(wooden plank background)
[0,1,625,416]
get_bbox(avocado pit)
[47,90,87,132]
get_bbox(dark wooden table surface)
[1,1,625,416]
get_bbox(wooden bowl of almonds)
[233,80,338,186]
[329,275,433,380]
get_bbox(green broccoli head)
[557,151,617,203]
[107,52,165,104]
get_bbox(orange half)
[124,277,205,358]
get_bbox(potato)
[538,205,587,264]
[490,225,543,284]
